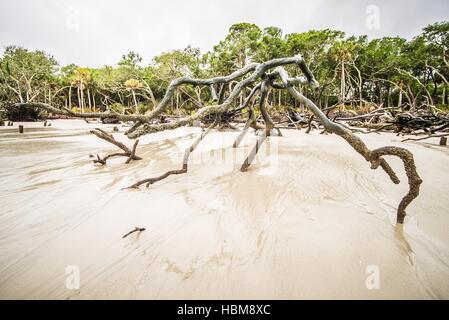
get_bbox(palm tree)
[71,68,91,113]
[332,42,355,102]
[124,78,143,113]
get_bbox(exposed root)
[241,129,269,172]
[90,128,142,165]
[305,115,315,134]
[233,118,252,148]
[233,105,258,148]
[369,147,422,223]
[259,79,282,137]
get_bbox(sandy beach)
[0,119,448,299]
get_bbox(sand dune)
[0,120,448,299]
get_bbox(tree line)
[1,21,448,120]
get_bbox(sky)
[0,0,448,67]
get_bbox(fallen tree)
[8,55,423,224]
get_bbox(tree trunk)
[340,62,345,102]
[80,86,85,114]
[87,88,92,110]
[443,85,447,105]
[132,90,138,113]
[77,87,81,110]
[68,86,72,109]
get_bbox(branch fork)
[89,128,142,165]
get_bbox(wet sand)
[0,120,448,299]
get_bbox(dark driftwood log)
[89,128,142,165]
[441,136,448,146]
[122,227,146,239]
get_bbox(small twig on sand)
[122,227,146,239]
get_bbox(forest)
[1,21,448,119]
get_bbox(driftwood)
[89,128,142,165]
[127,121,217,188]
[122,227,146,239]
[275,67,422,224]
[335,107,449,136]
[402,133,449,143]
[241,129,270,172]
[7,55,425,224]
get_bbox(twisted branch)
[275,67,422,224]
[127,56,314,138]
[89,128,141,165]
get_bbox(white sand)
[0,120,448,299]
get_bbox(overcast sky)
[0,0,448,67]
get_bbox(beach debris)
[89,128,141,165]
[122,227,146,239]
[128,120,216,189]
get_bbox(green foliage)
[136,103,150,114]
[118,51,143,68]
[108,103,126,114]
[0,46,58,103]
[1,21,448,118]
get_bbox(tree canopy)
[1,21,448,117]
